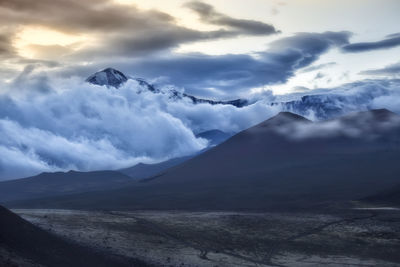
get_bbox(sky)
[0,0,399,97]
[0,0,399,179]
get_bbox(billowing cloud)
[2,63,400,181]
[342,33,400,53]
[0,70,283,180]
[184,1,278,35]
[1,65,400,180]
[0,79,204,179]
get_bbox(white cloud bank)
[0,74,281,180]
[0,70,399,180]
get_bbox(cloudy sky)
[0,0,399,179]
[0,0,399,97]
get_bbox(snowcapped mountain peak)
[86,68,128,88]
[85,68,250,108]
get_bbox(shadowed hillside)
[6,110,400,211]
[119,156,193,179]
[0,205,148,267]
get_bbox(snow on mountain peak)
[85,68,250,108]
[86,68,128,88]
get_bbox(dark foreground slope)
[0,170,133,203]
[119,130,231,178]
[8,109,400,211]
[0,205,147,267]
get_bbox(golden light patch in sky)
[15,26,88,58]
[17,26,85,46]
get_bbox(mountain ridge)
[0,170,133,203]
[7,109,400,211]
[86,68,249,108]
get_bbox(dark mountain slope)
[86,68,128,88]
[7,110,400,211]
[0,205,146,266]
[119,156,193,179]
[0,170,132,203]
[119,129,231,179]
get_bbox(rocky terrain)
[14,209,400,267]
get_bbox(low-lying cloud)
[275,110,400,142]
[282,79,400,120]
[1,67,400,180]
[0,73,281,180]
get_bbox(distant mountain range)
[5,109,400,211]
[86,68,249,108]
[119,156,192,180]
[0,128,232,204]
[0,170,132,203]
[86,68,391,120]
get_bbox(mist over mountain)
[280,79,400,120]
[9,109,400,211]
[85,68,400,121]
[0,67,399,180]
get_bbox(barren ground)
[13,209,400,267]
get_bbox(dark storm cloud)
[0,0,175,33]
[74,28,237,60]
[0,1,350,96]
[108,31,351,95]
[184,1,279,35]
[268,31,350,65]
[0,0,279,59]
[0,32,15,58]
[342,33,400,53]
[361,62,400,76]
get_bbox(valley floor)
[13,209,400,267]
